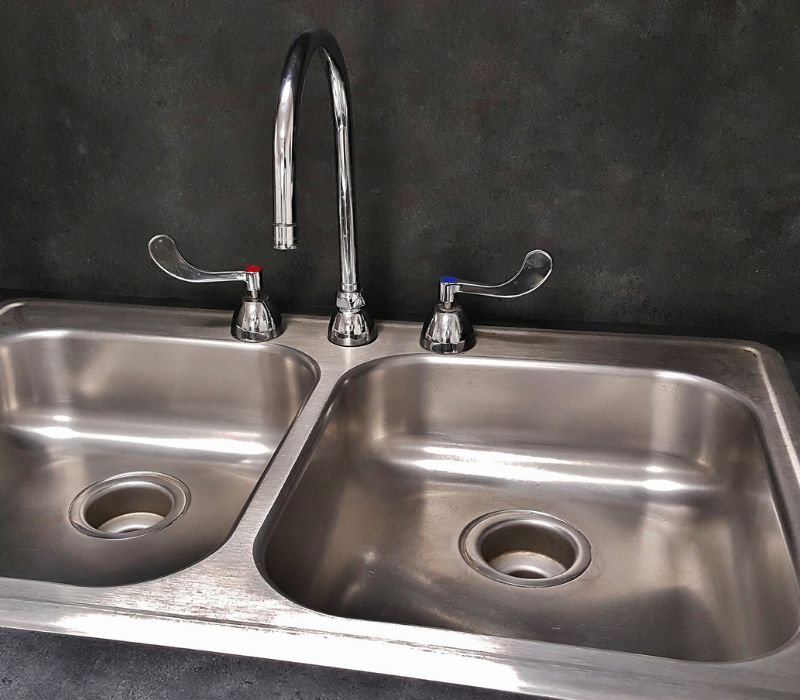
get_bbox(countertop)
[0,306,798,699]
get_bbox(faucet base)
[328,290,376,346]
[420,303,475,354]
[233,298,284,343]
[328,308,376,347]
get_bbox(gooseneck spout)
[273,29,376,346]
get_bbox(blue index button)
[439,276,458,283]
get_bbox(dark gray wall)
[1,1,799,336]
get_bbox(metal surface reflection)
[0,301,798,699]
[262,355,798,662]
[0,324,317,585]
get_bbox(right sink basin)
[261,353,799,662]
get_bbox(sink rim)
[0,298,798,699]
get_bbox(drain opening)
[460,510,591,588]
[69,472,190,539]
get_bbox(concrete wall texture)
[1,1,799,336]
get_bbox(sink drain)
[69,472,190,539]
[459,510,591,587]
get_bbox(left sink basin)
[0,320,318,586]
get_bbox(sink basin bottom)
[0,328,317,586]
[262,355,800,662]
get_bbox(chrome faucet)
[148,235,283,342]
[273,29,376,347]
[420,250,553,354]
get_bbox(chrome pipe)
[273,29,375,346]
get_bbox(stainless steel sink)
[1,300,800,699]
[0,309,317,585]
[260,355,798,662]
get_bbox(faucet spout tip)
[273,223,297,250]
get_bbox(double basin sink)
[0,299,798,698]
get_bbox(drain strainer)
[69,472,190,539]
[459,510,591,587]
